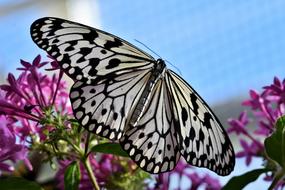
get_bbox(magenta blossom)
[56,154,123,189]
[227,111,249,136]
[0,55,71,141]
[0,116,32,173]
[0,55,71,173]
[228,76,285,188]
[236,139,262,166]
[150,160,221,190]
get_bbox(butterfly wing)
[30,17,155,84]
[166,70,235,176]
[71,68,154,140]
[30,17,157,140]
[120,76,181,173]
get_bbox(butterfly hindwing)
[120,76,181,173]
[31,17,154,84]
[166,70,235,175]
[70,68,153,140]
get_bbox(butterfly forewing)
[120,76,180,173]
[31,17,155,83]
[166,70,235,175]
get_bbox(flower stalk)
[82,156,100,190]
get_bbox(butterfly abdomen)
[129,59,166,127]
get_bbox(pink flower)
[150,160,221,190]
[0,55,71,172]
[228,76,285,186]
[236,139,262,166]
[56,154,123,189]
[228,111,249,136]
[0,116,32,173]
[263,77,285,104]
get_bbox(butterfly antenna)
[134,39,162,58]
[165,60,183,76]
[135,39,182,75]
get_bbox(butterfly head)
[156,58,166,70]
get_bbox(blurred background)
[0,0,284,189]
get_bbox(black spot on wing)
[167,144,171,151]
[185,137,190,147]
[51,38,59,44]
[65,46,75,52]
[120,107,125,118]
[104,38,123,49]
[190,93,199,115]
[88,58,100,76]
[138,133,145,139]
[181,107,188,126]
[147,142,153,149]
[199,128,205,141]
[190,127,195,140]
[89,89,96,93]
[91,100,96,107]
[196,140,200,152]
[106,58,121,69]
[88,68,98,76]
[203,112,213,129]
[80,47,92,55]
[101,108,107,115]
[82,30,98,41]
[101,49,107,54]
[113,112,118,120]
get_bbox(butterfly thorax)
[129,59,166,127]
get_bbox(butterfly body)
[130,58,166,127]
[31,17,235,175]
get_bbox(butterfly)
[30,17,235,176]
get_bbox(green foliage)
[105,168,151,190]
[0,177,43,190]
[224,116,285,190]
[91,143,129,157]
[64,161,81,190]
[265,116,285,169]
[222,169,268,190]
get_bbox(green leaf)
[90,143,129,157]
[265,116,285,168]
[0,177,43,190]
[222,168,268,190]
[64,161,81,190]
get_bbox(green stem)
[268,169,284,190]
[83,156,100,190]
[81,132,99,190]
[85,132,91,155]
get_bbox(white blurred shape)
[66,0,101,28]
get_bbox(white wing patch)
[166,70,235,176]
[120,77,180,173]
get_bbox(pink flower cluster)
[56,154,123,190]
[0,55,70,173]
[150,161,221,190]
[228,77,285,165]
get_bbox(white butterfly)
[30,17,235,175]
